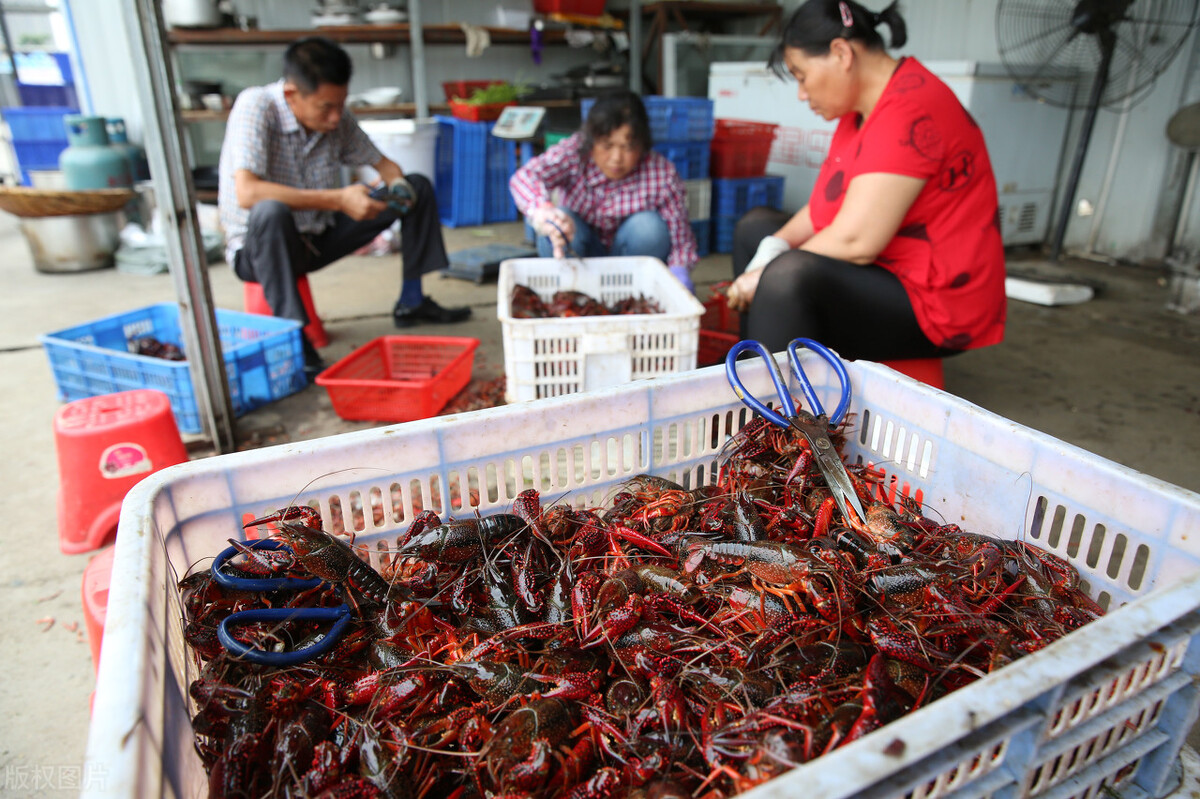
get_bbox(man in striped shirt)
[219,37,469,376]
[509,90,698,291]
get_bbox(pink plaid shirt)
[509,134,698,271]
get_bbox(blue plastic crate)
[692,218,710,258]
[711,175,786,218]
[434,115,486,227]
[3,106,76,141]
[12,139,69,184]
[484,135,518,224]
[653,140,710,180]
[39,304,305,434]
[4,106,75,184]
[14,52,76,107]
[14,52,73,86]
[438,116,526,226]
[582,95,714,141]
[17,85,77,108]
[713,217,737,254]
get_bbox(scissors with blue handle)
[212,539,353,667]
[725,337,867,526]
[545,218,582,261]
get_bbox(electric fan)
[996,0,1199,259]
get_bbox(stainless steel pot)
[163,0,222,28]
[19,211,123,273]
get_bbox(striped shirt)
[509,133,698,271]
[218,79,382,263]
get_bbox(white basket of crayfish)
[497,255,705,403]
[86,354,1200,799]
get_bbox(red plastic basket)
[698,330,739,367]
[314,336,480,422]
[710,119,779,178]
[701,292,740,335]
[534,0,606,15]
[442,80,505,102]
[448,98,517,122]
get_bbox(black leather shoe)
[393,296,472,328]
[301,335,327,381]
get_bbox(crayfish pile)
[511,283,664,318]
[133,335,186,361]
[183,415,1104,799]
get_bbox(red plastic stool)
[54,389,188,554]
[82,545,115,674]
[880,358,945,389]
[243,275,330,348]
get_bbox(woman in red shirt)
[727,0,1006,359]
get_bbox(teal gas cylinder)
[59,115,132,190]
[106,119,149,182]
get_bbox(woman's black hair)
[768,0,907,77]
[283,37,353,93]
[578,90,653,159]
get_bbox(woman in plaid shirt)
[509,91,699,291]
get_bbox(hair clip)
[839,1,854,28]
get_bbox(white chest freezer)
[707,60,1073,246]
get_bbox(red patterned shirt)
[509,134,698,271]
[808,58,1006,350]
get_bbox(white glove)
[528,202,575,258]
[745,235,790,274]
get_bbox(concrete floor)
[1,210,1198,796]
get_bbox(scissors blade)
[791,417,868,525]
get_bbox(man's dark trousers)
[232,173,447,326]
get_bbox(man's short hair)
[283,37,352,93]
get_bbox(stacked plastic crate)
[3,107,76,185]
[582,96,715,255]
[433,115,521,228]
[709,119,784,253]
[684,178,712,257]
[3,53,79,185]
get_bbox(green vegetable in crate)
[455,81,529,104]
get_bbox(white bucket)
[357,118,439,187]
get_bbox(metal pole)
[1049,33,1115,262]
[629,0,641,94]
[662,32,677,97]
[120,0,237,452]
[409,0,428,118]
[0,4,20,100]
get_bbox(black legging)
[732,207,960,361]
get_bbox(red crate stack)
[710,119,779,178]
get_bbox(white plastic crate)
[684,177,712,221]
[86,359,1200,799]
[497,255,704,402]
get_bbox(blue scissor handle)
[217,604,352,667]
[725,339,795,429]
[786,338,852,426]
[212,539,322,593]
[212,539,348,666]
